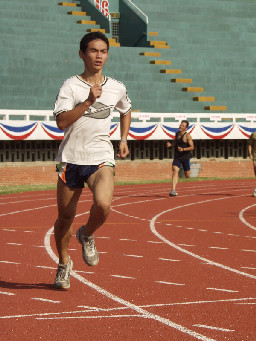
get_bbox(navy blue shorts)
[172,158,190,171]
[57,162,115,188]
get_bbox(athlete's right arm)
[248,144,253,161]
[56,84,102,130]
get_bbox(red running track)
[0,179,256,340]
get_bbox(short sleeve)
[53,81,74,120]
[114,87,131,116]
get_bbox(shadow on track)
[0,280,57,291]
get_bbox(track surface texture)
[0,179,256,341]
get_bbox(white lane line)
[178,244,195,247]
[235,302,256,305]
[149,196,256,280]
[123,254,143,258]
[44,226,215,341]
[193,324,235,332]
[2,229,16,232]
[0,261,21,264]
[119,238,137,241]
[158,258,181,262]
[74,271,94,274]
[156,281,185,286]
[0,204,56,217]
[241,267,256,270]
[35,266,56,270]
[111,275,136,279]
[206,288,239,293]
[1,298,255,320]
[33,245,46,248]
[213,232,223,234]
[208,246,229,250]
[36,314,143,320]
[241,249,256,253]
[147,241,164,244]
[0,291,15,296]
[6,243,22,246]
[31,298,60,304]
[239,203,256,231]
[96,236,110,239]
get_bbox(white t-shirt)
[53,75,131,165]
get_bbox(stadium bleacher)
[0,0,256,176]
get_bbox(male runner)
[53,32,131,289]
[166,120,194,196]
[248,132,256,196]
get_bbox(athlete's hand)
[86,84,102,105]
[117,141,129,159]
[166,141,172,148]
[178,146,183,152]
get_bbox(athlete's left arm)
[117,111,131,159]
[184,134,194,151]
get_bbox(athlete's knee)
[94,197,111,216]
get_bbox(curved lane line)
[149,196,256,280]
[239,204,256,231]
[44,224,214,341]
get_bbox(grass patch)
[1,177,253,195]
[0,184,57,195]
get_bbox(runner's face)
[80,39,108,72]
[179,122,188,132]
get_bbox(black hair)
[181,120,189,128]
[80,32,109,53]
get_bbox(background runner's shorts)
[172,158,190,171]
[57,162,115,188]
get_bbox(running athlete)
[166,120,194,196]
[248,132,256,196]
[53,32,131,289]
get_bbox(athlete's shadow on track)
[0,280,56,291]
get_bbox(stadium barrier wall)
[0,159,254,187]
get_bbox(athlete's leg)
[183,159,191,179]
[83,166,114,237]
[54,178,82,264]
[253,161,256,176]
[172,165,180,191]
[184,170,191,178]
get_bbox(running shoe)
[76,226,99,266]
[54,256,73,289]
[169,189,178,197]
[253,189,256,197]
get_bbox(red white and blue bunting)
[1,111,256,140]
